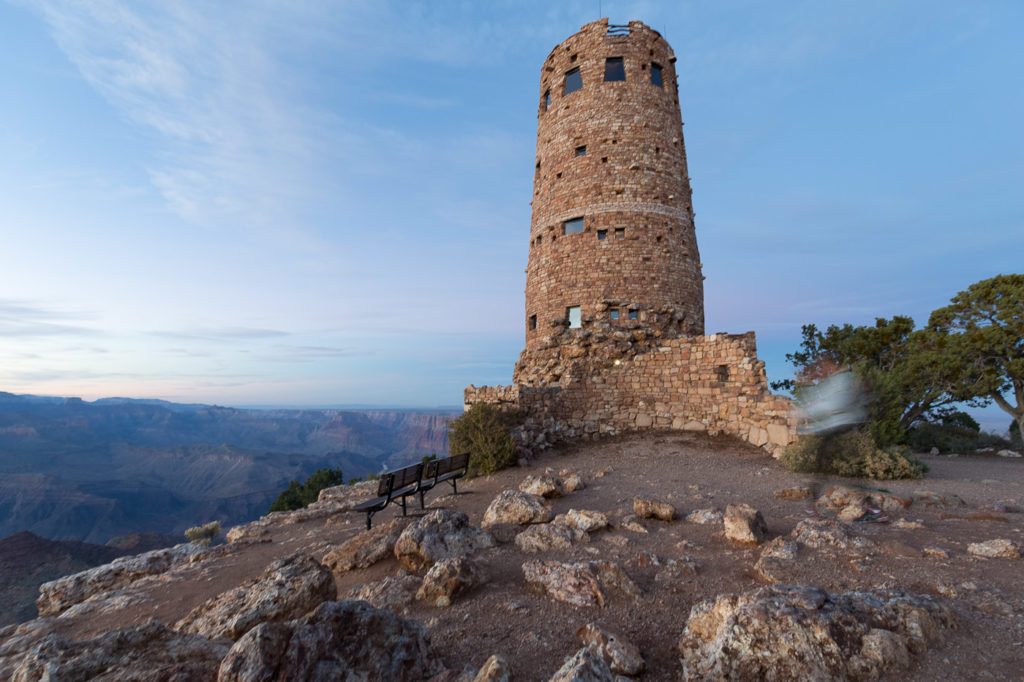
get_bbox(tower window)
[628,309,638,320]
[563,217,584,235]
[614,227,625,239]
[610,310,620,321]
[597,229,607,240]
[604,57,625,82]
[564,67,582,95]
[566,306,581,328]
[716,364,730,382]
[575,145,586,157]
[543,90,550,110]
[651,63,663,88]
[529,315,537,330]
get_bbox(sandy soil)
[41,431,1024,681]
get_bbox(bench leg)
[365,510,374,530]
[419,489,426,509]
[400,496,407,516]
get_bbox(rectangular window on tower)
[563,217,584,235]
[650,63,663,87]
[575,145,586,157]
[543,90,550,110]
[610,310,620,321]
[604,57,625,81]
[628,309,638,320]
[597,230,607,240]
[529,315,537,330]
[564,67,582,95]
[614,227,625,239]
[566,306,581,328]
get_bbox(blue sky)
[0,2,1021,425]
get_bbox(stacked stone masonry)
[526,19,704,351]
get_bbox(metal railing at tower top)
[606,24,630,36]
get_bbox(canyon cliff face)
[0,392,455,544]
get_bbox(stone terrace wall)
[466,332,795,457]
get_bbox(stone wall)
[466,332,795,457]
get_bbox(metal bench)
[351,462,423,530]
[419,453,470,505]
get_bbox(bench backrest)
[375,472,396,497]
[428,453,469,478]
[391,463,423,490]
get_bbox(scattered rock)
[520,474,564,498]
[791,518,870,551]
[913,490,966,508]
[685,508,722,525]
[923,547,949,559]
[394,510,495,571]
[893,518,924,529]
[345,574,422,612]
[753,537,798,583]
[516,524,589,553]
[322,518,409,572]
[633,496,675,521]
[653,556,700,585]
[576,622,644,676]
[616,517,649,534]
[678,585,955,681]
[557,509,609,533]
[997,449,1022,458]
[967,539,1021,559]
[837,504,867,522]
[523,560,641,607]
[10,621,230,682]
[35,543,218,617]
[416,557,489,607]
[562,474,586,492]
[175,553,335,640]
[548,647,615,681]
[482,490,553,527]
[723,503,767,544]
[820,485,911,512]
[218,600,446,681]
[773,486,812,500]
[473,654,511,682]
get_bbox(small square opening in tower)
[628,309,638,320]
[597,229,607,240]
[716,364,730,382]
[566,306,581,328]
[614,227,625,239]
[604,57,625,81]
[651,63,663,87]
[564,67,582,95]
[609,309,619,321]
[543,90,550,110]
[575,145,586,157]
[529,315,537,330]
[563,217,584,235]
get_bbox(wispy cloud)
[0,298,96,337]
[148,327,289,341]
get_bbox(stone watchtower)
[522,19,704,366]
[468,19,794,455]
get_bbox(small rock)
[633,496,675,521]
[913,490,966,508]
[345,574,422,612]
[576,623,644,676]
[923,547,949,558]
[522,560,641,607]
[473,654,511,682]
[723,503,767,544]
[557,509,609,533]
[562,474,586,492]
[753,537,798,583]
[791,518,870,551]
[416,557,489,607]
[773,486,812,500]
[653,556,700,584]
[893,518,924,529]
[547,647,615,682]
[967,539,1021,559]
[520,474,563,498]
[394,510,495,571]
[482,490,552,527]
[322,518,409,572]
[516,524,589,553]
[837,504,866,522]
[685,508,722,525]
[997,449,1022,458]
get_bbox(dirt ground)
[42,431,1024,681]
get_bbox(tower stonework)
[467,19,795,456]
[525,19,703,356]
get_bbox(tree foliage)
[448,403,520,476]
[268,467,345,513]
[928,274,1024,440]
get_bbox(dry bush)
[184,520,222,546]
[782,430,926,480]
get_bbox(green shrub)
[448,403,520,476]
[907,411,1012,454]
[781,430,926,480]
[268,467,345,513]
[184,520,222,546]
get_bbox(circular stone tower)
[523,18,704,357]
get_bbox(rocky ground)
[1,431,1021,680]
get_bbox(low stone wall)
[466,332,795,456]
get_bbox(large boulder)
[723,503,767,544]
[394,510,495,571]
[519,475,563,498]
[175,553,335,640]
[791,518,871,551]
[322,518,410,572]
[11,621,230,682]
[483,490,552,527]
[345,574,422,612]
[515,524,589,553]
[522,560,640,607]
[416,557,489,607]
[218,600,446,681]
[678,585,954,681]
[556,509,609,533]
[576,623,644,676]
[633,497,675,521]
[753,537,798,584]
